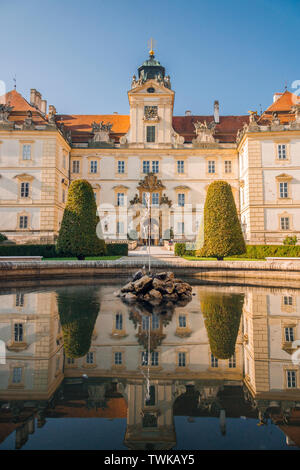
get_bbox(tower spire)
[148,37,156,57]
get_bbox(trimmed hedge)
[201,292,244,359]
[0,243,128,258]
[0,244,57,258]
[106,243,128,256]
[175,243,300,259]
[201,181,246,259]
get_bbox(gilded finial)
[148,37,156,56]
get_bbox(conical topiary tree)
[201,292,244,359]
[56,179,106,259]
[200,181,246,260]
[57,286,100,359]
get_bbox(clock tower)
[123,48,177,148]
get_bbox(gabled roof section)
[0,89,48,126]
[172,115,249,143]
[55,114,130,144]
[259,90,300,125]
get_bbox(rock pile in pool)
[117,270,193,305]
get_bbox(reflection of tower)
[124,380,176,450]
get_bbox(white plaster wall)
[0,207,40,230]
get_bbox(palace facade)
[0,49,300,245]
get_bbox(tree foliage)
[56,179,106,258]
[200,181,246,259]
[201,292,244,359]
[57,286,100,358]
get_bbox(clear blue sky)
[1,0,300,116]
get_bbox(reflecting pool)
[0,279,300,450]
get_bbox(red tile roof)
[259,90,300,125]
[0,89,48,126]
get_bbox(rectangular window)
[152,314,159,330]
[229,353,236,368]
[16,293,24,307]
[142,316,150,331]
[19,216,28,229]
[114,352,122,365]
[278,144,287,160]
[211,353,218,368]
[118,160,125,174]
[152,161,159,173]
[177,160,184,174]
[116,313,123,330]
[225,161,232,173]
[284,296,293,306]
[178,352,186,367]
[287,370,297,388]
[146,126,155,143]
[285,327,294,342]
[145,385,156,406]
[280,217,290,230]
[152,192,159,206]
[14,323,23,342]
[117,221,124,234]
[208,160,215,174]
[143,161,150,174]
[178,193,185,207]
[22,144,31,160]
[72,160,80,173]
[179,315,187,328]
[280,182,288,198]
[86,352,94,364]
[90,160,98,173]
[67,357,75,365]
[117,193,125,206]
[20,182,29,198]
[151,351,159,366]
[141,351,149,366]
[177,222,184,235]
[12,367,22,384]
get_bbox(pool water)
[0,280,299,450]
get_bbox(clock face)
[147,87,155,93]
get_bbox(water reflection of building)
[0,284,299,449]
[242,287,300,446]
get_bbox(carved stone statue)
[131,75,137,88]
[91,121,113,143]
[48,105,56,125]
[0,104,13,123]
[193,120,216,144]
[271,112,281,126]
[22,110,35,130]
[164,75,171,89]
[144,106,158,120]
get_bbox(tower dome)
[138,51,166,83]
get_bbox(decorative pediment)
[129,79,174,96]
[276,173,293,181]
[137,173,165,192]
[13,173,34,181]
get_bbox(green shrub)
[235,245,300,259]
[283,235,297,246]
[0,244,57,257]
[175,243,186,256]
[0,233,8,243]
[56,179,106,259]
[106,243,128,256]
[201,181,246,260]
[201,292,244,359]
[57,286,100,359]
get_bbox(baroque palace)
[0,48,300,245]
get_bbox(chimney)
[30,89,37,106]
[273,93,283,103]
[214,100,220,123]
[185,110,191,116]
[41,99,47,114]
[35,91,42,111]
[113,111,118,114]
